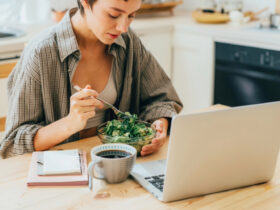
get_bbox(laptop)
[130,102,280,202]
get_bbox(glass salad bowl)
[97,120,156,155]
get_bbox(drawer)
[0,62,16,79]
[0,117,5,132]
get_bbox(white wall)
[177,0,202,10]
[0,0,78,24]
[20,0,51,23]
[178,0,275,12]
[243,0,274,12]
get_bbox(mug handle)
[88,159,105,180]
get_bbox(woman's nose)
[116,18,129,33]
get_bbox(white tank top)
[71,70,117,129]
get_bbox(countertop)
[1,105,280,209]
[132,10,280,50]
[1,9,280,59]
[0,22,53,61]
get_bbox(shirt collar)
[114,34,126,49]
[56,8,80,62]
[56,8,126,62]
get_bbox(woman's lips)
[108,33,119,39]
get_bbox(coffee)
[97,150,131,159]
[89,144,137,183]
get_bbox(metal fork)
[73,85,124,116]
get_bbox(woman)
[0,0,182,158]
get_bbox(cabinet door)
[136,29,172,78]
[0,77,8,118]
[0,61,16,132]
[173,33,214,114]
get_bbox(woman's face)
[83,0,141,44]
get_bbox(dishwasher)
[214,42,280,107]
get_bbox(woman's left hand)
[141,118,169,156]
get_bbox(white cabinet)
[135,27,172,78]
[173,32,214,114]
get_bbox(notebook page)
[43,149,81,175]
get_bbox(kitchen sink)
[0,26,25,39]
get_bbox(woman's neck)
[71,11,106,53]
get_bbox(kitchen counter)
[1,9,280,60]
[132,9,280,50]
[0,22,53,62]
[174,19,280,51]
[2,105,280,209]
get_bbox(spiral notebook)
[27,150,88,186]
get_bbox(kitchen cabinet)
[0,61,16,135]
[172,32,214,114]
[0,62,16,79]
[0,76,8,136]
[0,117,5,132]
[135,27,173,78]
[0,77,8,118]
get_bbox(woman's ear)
[81,0,90,9]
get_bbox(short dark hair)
[77,0,95,15]
[77,0,128,15]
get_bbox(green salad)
[103,112,154,142]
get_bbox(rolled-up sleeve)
[0,49,45,158]
[136,35,183,122]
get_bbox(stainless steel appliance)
[270,14,280,29]
[214,42,280,107]
[257,12,280,31]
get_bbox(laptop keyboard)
[145,174,165,192]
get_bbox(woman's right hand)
[67,85,104,133]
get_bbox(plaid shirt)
[0,9,182,158]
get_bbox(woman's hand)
[67,85,104,133]
[141,118,169,156]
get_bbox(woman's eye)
[128,15,136,19]
[129,13,136,19]
[109,14,119,19]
